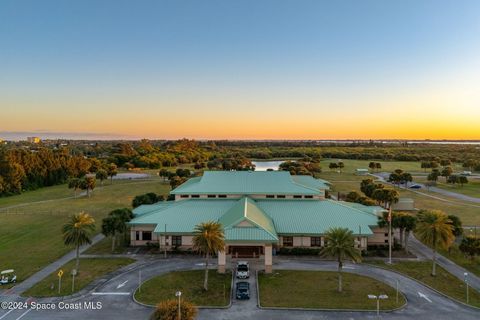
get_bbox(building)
[129,171,387,273]
[355,168,369,175]
[26,136,41,143]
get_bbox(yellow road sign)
[58,269,64,278]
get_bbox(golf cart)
[0,269,17,285]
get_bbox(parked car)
[236,281,250,300]
[236,261,250,279]
[409,184,422,189]
[0,269,16,285]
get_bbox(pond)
[252,160,289,171]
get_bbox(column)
[264,244,272,274]
[218,246,226,273]
[130,228,136,246]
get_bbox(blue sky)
[1,0,479,139]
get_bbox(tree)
[132,192,164,208]
[369,162,376,172]
[95,169,108,185]
[459,237,480,261]
[458,176,468,187]
[416,210,455,276]
[375,162,382,172]
[62,212,95,271]
[337,161,344,173]
[192,221,225,291]
[107,163,118,184]
[68,178,82,198]
[169,176,187,190]
[80,176,96,197]
[440,159,452,167]
[441,167,453,182]
[102,208,133,252]
[329,163,338,171]
[159,168,170,181]
[401,172,412,187]
[463,159,477,171]
[150,299,197,320]
[447,215,463,237]
[421,161,431,172]
[321,227,361,292]
[427,172,439,184]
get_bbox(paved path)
[372,173,480,204]
[4,234,105,296]
[1,257,478,320]
[408,236,480,291]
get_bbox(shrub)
[278,247,321,256]
[150,299,197,320]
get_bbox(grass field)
[23,258,135,297]
[369,261,480,307]
[317,170,480,225]
[0,178,170,283]
[134,270,231,307]
[258,270,406,310]
[414,176,480,199]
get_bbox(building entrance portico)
[228,245,263,258]
[218,243,273,274]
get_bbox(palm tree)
[62,212,96,271]
[321,227,361,292]
[416,210,455,276]
[192,221,225,291]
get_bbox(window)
[283,236,293,247]
[143,231,152,241]
[172,236,182,246]
[276,195,286,198]
[135,231,140,241]
[304,195,313,199]
[384,239,389,243]
[384,233,389,237]
[207,195,216,198]
[218,195,227,198]
[311,237,322,247]
[180,195,189,198]
[191,194,200,198]
[266,195,275,198]
[293,195,302,199]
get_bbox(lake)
[252,160,286,171]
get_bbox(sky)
[1,0,480,140]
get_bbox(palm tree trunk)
[432,247,437,276]
[337,257,343,293]
[75,245,80,271]
[404,231,410,254]
[112,235,116,252]
[204,252,209,291]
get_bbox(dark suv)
[236,281,250,300]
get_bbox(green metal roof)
[130,197,378,240]
[224,227,278,242]
[339,202,386,216]
[133,202,173,216]
[219,197,277,240]
[171,171,320,195]
[291,175,330,190]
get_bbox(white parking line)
[91,292,130,296]
[16,309,32,320]
[0,309,14,320]
[116,280,128,289]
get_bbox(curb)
[256,269,407,313]
[364,263,480,311]
[132,268,233,310]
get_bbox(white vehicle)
[0,269,17,285]
[462,171,472,176]
[236,261,250,279]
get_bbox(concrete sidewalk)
[408,236,480,291]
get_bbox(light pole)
[464,272,469,304]
[175,291,182,320]
[368,294,388,317]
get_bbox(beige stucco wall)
[368,227,389,245]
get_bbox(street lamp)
[175,291,182,320]
[368,294,388,316]
[464,272,469,304]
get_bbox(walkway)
[408,236,480,291]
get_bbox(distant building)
[27,137,41,143]
[356,168,369,175]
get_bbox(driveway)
[1,257,478,320]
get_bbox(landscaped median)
[134,270,232,307]
[368,261,480,307]
[22,258,135,297]
[258,270,406,310]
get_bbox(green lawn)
[414,176,480,199]
[437,246,480,278]
[84,236,131,255]
[369,261,480,307]
[0,179,170,283]
[22,258,135,297]
[258,270,405,310]
[135,270,231,307]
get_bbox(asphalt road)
[1,257,478,320]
